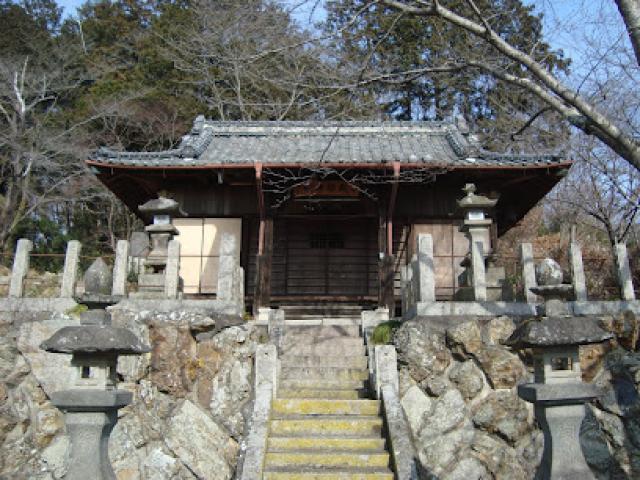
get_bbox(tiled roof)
[89,116,567,169]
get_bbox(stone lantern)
[136,196,183,297]
[455,183,502,301]
[40,258,150,480]
[506,258,612,480]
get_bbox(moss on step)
[371,321,401,345]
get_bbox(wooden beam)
[387,162,401,256]
[256,163,266,255]
[253,218,273,314]
[255,162,265,219]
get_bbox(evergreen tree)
[324,0,570,150]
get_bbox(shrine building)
[87,117,571,311]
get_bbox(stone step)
[279,379,366,391]
[280,337,364,348]
[283,317,362,327]
[279,355,368,369]
[279,305,363,315]
[269,416,383,436]
[263,467,393,480]
[273,399,380,416]
[283,325,361,338]
[277,388,367,400]
[265,451,390,469]
[279,342,366,357]
[268,437,386,452]
[280,367,369,382]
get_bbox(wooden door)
[247,217,377,299]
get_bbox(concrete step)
[283,317,362,327]
[280,379,366,390]
[277,388,367,400]
[268,437,386,452]
[280,337,364,348]
[279,341,366,357]
[273,399,380,416]
[265,451,390,469]
[279,305,363,316]
[283,325,361,338]
[263,467,393,480]
[280,366,369,382]
[269,416,383,436]
[279,355,368,369]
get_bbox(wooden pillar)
[253,218,273,314]
[378,214,394,311]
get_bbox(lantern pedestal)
[50,390,132,480]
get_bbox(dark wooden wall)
[246,217,379,300]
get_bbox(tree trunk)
[615,0,640,66]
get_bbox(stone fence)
[402,233,639,318]
[0,234,244,315]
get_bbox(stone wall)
[394,316,640,480]
[0,307,262,480]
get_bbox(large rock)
[401,385,432,436]
[419,389,467,439]
[164,400,238,480]
[0,333,18,380]
[17,318,78,396]
[472,391,530,444]
[148,324,197,396]
[443,457,490,480]
[471,432,528,480]
[474,346,527,389]
[580,406,613,476]
[594,348,640,418]
[394,320,452,383]
[448,361,485,400]
[446,321,482,360]
[484,316,517,345]
[195,326,257,438]
[417,426,474,478]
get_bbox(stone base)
[138,273,165,289]
[453,286,505,302]
[51,389,132,411]
[416,301,537,317]
[361,308,390,330]
[128,291,168,299]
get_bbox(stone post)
[233,266,245,310]
[241,344,277,480]
[164,240,181,299]
[615,243,636,301]
[60,240,82,298]
[569,242,588,301]
[9,238,32,298]
[217,232,238,303]
[520,243,537,304]
[374,345,418,480]
[268,309,285,354]
[416,234,436,302]
[111,240,129,297]
[471,240,487,301]
[400,264,409,315]
[255,343,277,393]
[374,345,399,398]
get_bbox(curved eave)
[86,159,573,171]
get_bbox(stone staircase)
[263,322,394,480]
